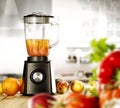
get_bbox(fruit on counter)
[0,83,3,95]
[18,77,24,94]
[55,78,62,86]
[64,92,99,108]
[70,80,84,93]
[28,90,100,108]
[88,80,98,87]
[2,77,20,96]
[28,93,56,108]
[56,80,69,94]
[85,81,98,96]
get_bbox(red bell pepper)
[98,50,120,84]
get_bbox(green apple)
[85,81,98,96]
[88,81,98,87]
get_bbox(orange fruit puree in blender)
[26,39,49,56]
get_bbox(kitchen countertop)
[0,94,30,108]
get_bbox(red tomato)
[66,93,99,108]
[65,99,84,108]
[83,96,99,108]
[66,92,84,100]
[66,92,85,108]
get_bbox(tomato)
[66,92,85,108]
[65,93,99,108]
[65,99,84,108]
[83,96,99,108]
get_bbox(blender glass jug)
[24,13,59,56]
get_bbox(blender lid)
[24,13,54,24]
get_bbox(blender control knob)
[30,69,45,83]
[33,72,43,82]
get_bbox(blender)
[22,13,59,95]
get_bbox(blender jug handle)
[49,40,59,49]
[49,22,59,49]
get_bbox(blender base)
[22,56,55,96]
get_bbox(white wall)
[51,0,120,78]
[0,30,26,74]
[0,0,120,78]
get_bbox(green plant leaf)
[113,68,120,81]
[87,37,116,81]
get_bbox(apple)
[88,81,98,87]
[70,80,84,93]
[28,93,56,108]
[56,80,69,94]
[85,81,98,96]
[55,78,62,86]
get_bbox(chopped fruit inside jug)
[26,39,49,56]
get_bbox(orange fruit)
[18,78,24,94]
[0,83,3,94]
[2,77,20,96]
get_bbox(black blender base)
[23,56,55,95]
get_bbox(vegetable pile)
[98,50,120,108]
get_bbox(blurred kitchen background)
[0,0,120,81]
